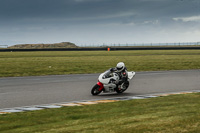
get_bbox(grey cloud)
[0,0,198,22]
[173,15,200,22]
[0,0,200,45]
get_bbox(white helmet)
[116,62,125,72]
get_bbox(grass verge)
[0,50,200,77]
[0,93,199,133]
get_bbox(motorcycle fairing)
[97,81,104,91]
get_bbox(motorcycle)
[91,69,136,95]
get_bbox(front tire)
[91,84,102,95]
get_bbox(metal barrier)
[1,46,200,52]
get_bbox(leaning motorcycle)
[91,69,136,95]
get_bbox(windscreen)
[102,70,112,79]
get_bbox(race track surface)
[0,70,199,109]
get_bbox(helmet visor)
[117,66,123,71]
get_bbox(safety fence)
[79,42,200,47]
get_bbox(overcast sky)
[0,0,200,46]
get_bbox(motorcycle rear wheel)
[91,84,102,95]
[116,81,129,93]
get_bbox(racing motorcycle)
[91,69,136,95]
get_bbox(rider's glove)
[110,68,114,72]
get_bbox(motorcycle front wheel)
[116,81,129,93]
[91,84,102,95]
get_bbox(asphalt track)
[0,70,199,109]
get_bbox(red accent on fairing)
[123,72,126,75]
[97,82,104,91]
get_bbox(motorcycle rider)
[110,62,128,85]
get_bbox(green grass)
[0,50,200,77]
[0,93,199,133]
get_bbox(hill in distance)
[8,42,78,49]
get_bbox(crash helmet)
[116,62,125,72]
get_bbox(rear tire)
[91,84,102,95]
[116,81,129,93]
